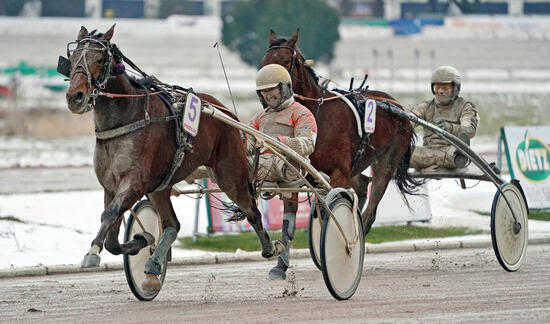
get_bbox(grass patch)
[529,210,550,221]
[179,225,482,253]
[474,209,550,221]
[0,216,24,223]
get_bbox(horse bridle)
[67,37,115,110]
[266,44,325,116]
[266,45,302,77]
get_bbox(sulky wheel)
[308,199,323,271]
[491,180,529,272]
[123,200,168,301]
[320,195,365,300]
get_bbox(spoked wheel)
[308,199,323,271]
[491,180,529,272]
[123,200,167,301]
[320,196,365,300]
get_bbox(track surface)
[2,244,550,323]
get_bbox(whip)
[213,42,239,119]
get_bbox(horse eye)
[97,57,104,64]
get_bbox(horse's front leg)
[82,182,143,268]
[350,174,370,212]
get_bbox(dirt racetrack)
[2,244,550,323]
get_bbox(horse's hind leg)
[140,189,180,291]
[269,194,299,280]
[228,188,284,258]
[215,170,284,258]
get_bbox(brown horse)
[263,29,420,238]
[64,25,283,287]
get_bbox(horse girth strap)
[154,146,186,192]
[95,115,177,140]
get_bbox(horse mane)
[86,29,102,38]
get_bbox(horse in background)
[262,30,421,276]
[64,25,283,289]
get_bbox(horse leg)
[360,156,396,236]
[350,173,370,212]
[216,173,284,258]
[268,194,299,280]
[82,182,143,268]
[139,189,180,291]
[238,196,285,258]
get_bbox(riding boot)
[454,133,471,169]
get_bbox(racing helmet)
[431,65,461,101]
[256,64,294,109]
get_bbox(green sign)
[515,131,550,182]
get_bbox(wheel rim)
[308,202,323,270]
[491,183,528,272]
[124,200,166,301]
[321,197,364,300]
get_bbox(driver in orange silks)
[247,64,317,280]
[247,64,317,184]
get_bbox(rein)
[267,42,403,109]
[99,90,164,98]
[295,92,403,108]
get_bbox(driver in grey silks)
[408,65,479,171]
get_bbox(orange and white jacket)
[248,101,317,157]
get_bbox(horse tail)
[222,201,248,223]
[394,133,426,209]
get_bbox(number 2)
[367,101,374,122]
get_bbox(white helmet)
[256,64,291,90]
[431,66,461,102]
[256,64,294,109]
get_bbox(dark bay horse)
[64,25,283,288]
[263,30,420,243]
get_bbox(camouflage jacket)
[409,96,479,147]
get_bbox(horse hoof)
[142,273,161,291]
[268,266,287,280]
[134,232,155,246]
[273,240,286,256]
[262,240,286,258]
[81,254,101,268]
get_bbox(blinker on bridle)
[267,45,301,76]
[59,37,126,110]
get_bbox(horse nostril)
[75,91,84,103]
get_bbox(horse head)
[262,29,317,95]
[65,25,121,114]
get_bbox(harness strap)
[95,115,177,140]
[155,146,186,192]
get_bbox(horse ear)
[288,28,299,48]
[102,24,116,41]
[268,29,277,44]
[77,26,88,40]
